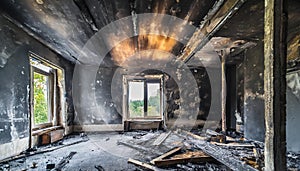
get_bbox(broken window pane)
[33,72,50,124]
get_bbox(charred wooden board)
[193,140,258,171]
[150,147,182,164]
[128,158,160,171]
[152,131,171,146]
[153,151,215,167]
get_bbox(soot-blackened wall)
[0,15,74,160]
[286,71,300,152]
[243,42,265,142]
[73,65,212,130]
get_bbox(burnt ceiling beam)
[73,0,99,32]
[178,0,247,63]
[129,0,138,48]
[3,14,79,63]
[227,41,257,58]
[287,34,300,61]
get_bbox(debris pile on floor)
[0,131,298,171]
[0,134,88,171]
[287,151,300,170]
[120,129,265,171]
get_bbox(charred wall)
[73,65,211,129]
[0,46,30,145]
[286,71,300,152]
[165,67,211,127]
[73,66,122,125]
[0,15,74,160]
[243,42,265,142]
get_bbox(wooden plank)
[153,155,215,167]
[128,158,159,171]
[150,147,182,164]
[180,130,207,141]
[193,141,258,171]
[118,141,163,156]
[32,126,63,136]
[210,142,254,148]
[206,129,226,143]
[54,152,77,171]
[50,129,64,143]
[264,0,287,170]
[172,151,210,159]
[39,133,50,145]
[127,121,162,130]
[152,131,171,146]
[221,55,227,132]
[206,129,221,136]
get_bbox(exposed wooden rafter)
[178,0,248,63]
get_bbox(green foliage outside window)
[147,95,160,116]
[129,95,160,117]
[129,100,144,117]
[33,72,49,124]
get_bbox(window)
[128,81,144,117]
[126,75,163,119]
[30,54,61,128]
[147,83,160,117]
[33,70,52,125]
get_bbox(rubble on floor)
[0,131,298,171]
[0,134,88,171]
[287,151,300,171]
[121,129,261,171]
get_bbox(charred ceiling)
[0,0,299,68]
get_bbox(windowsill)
[126,118,162,121]
[32,123,53,131]
[32,125,63,136]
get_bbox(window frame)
[29,54,60,130]
[124,75,164,121]
[31,67,55,128]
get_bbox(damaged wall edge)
[0,138,29,161]
[72,124,123,132]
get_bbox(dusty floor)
[0,132,228,171]
[0,133,138,171]
[1,131,299,171]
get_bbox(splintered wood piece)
[128,158,159,171]
[206,129,221,136]
[172,151,209,159]
[181,130,206,141]
[150,147,182,164]
[152,131,171,146]
[206,129,226,143]
[193,141,259,171]
[118,141,162,155]
[210,142,255,148]
[253,147,262,159]
[55,152,77,170]
[153,151,214,167]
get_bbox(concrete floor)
[0,133,140,171]
[0,131,233,171]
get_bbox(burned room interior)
[0,0,299,170]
